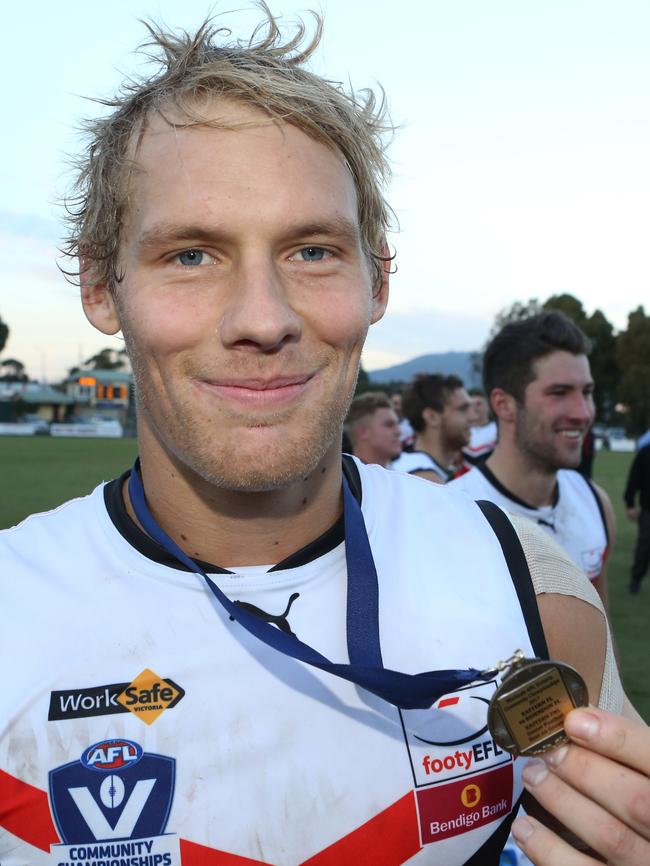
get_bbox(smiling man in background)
[450,311,614,611]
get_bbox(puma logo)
[232,592,301,636]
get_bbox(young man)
[345,391,402,466]
[391,374,473,482]
[450,313,614,611]
[624,442,650,593]
[465,387,498,461]
[390,389,415,446]
[1,14,648,866]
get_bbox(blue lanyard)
[128,461,492,709]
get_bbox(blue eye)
[299,247,327,262]
[177,249,205,266]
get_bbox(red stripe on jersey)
[0,768,420,866]
[0,768,60,851]
[438,697,460,708]
[180,838,270,865]
[299,791,420,866]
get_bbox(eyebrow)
[136,217,362,252]
[543,380,595,390]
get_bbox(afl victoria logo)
[81,739,143,772]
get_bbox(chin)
[179,419,342,493]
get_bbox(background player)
[450,312,614,610]
[345,391,402,466]
[624,441,650,594]
[391,373,472,482]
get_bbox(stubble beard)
[514,408,580,475]
[130,351,360,493]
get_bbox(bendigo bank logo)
[416,764,512,845]
[48,669,184,725]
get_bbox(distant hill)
[367,351,481,387]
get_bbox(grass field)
[1,438,647,720]
[592,450,649,721]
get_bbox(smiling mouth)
[193,374,316,408]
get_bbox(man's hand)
[511,707,650,864]
[626,506,640,522]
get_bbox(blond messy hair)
[61,3,394,291]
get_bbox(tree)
[491,298,542,336]
[69,347,129,376]
[543,293,586,323]
[84,348,128,370]
[354,364,371,395]
[473,298,542,380]
[0,316,8,354]
[0,358,28,383]
[616,306,650,435]
[543,294,619,420]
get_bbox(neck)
[124,429,344,568]
[353,442,388,467]
[486,443,557,507]
[414,430,453,470]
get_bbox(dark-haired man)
[391,374,473,482]
[1,12,648,866]
[450,312,614,610]
[624,442,650,594]
[345,391,402,466]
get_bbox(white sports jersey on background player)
[450,465,608,581]
[1,461,542,866]
[391,451,450,482]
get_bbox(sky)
[2,0,650,381]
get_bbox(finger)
[542,741,650,838]
[511,814,597,865]
[521,758,650,864]
[564,708,650,776]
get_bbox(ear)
[80,256,121,335]
[489,388,517,424]
[370,241,391,324]
[356,423,370,442]
[422,406,441,429]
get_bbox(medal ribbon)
[128,461,492,710]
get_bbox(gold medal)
[486,651,588,757]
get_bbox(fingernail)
[511,816,534,843]
[543,744,569,767]
[565,709,600,741]
[522,758,549,786]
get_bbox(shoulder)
[559,470,615,540]
[0,483,107,559]
[390,450,437,474]
[509,514,619,711]
[357,458,482,521]
[447,465,486,494]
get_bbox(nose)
[219,255,301,352]
[569,392,595,424]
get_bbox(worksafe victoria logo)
[48,669,185,726]
[48,738,179,865]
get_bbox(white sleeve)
[510,513,624,714]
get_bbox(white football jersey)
[449,465,608,581]
[1,461,545,866]
[391,450,450,482]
